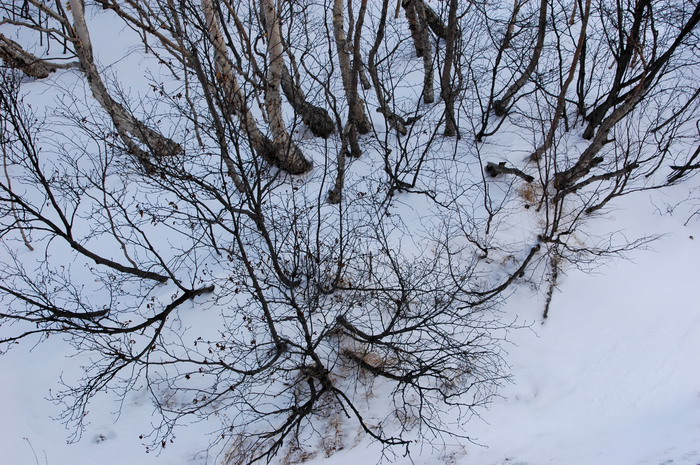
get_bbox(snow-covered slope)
[2,1,700,464]
[2,188,699,465]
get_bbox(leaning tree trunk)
[493,0,548,116]
[0,33,77,79]
[402,0,434,104]
[582,0,700,139]
[580,0,650,139]
[280,64,335,138]
[554,79,647,196]
[260,0,312,169]
[422,1,447,39]
[68,0,182,171]
[531,0,592,162]
[201,0,311,174]
[332,0,371,136]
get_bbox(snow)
[2,2,700,465]
[2,190,698,465]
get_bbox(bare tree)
[441,0,460,137]
[1,1,699,463]
[493,0,549,116]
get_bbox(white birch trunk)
[201,0,311,174]
[332,0,370,134]
[68,0,182,169]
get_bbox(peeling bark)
[68,0,182,171]
[201,0,311,174]
[0,33,77,79]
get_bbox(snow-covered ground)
[2,2,700,465]
[2,188,699,465]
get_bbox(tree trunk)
[68,0,182,171]
[201,0,311,174]
[493,0,549,116]
[441,0,459,137]
[280,65,335,138]
[531,0,592,162]
[582,0,700,139]
[0,33,75,79]
[332,0,371,137]
[423,2,447,39]
[581,0,650,139]
[412,0,434,103]
[260,0,310,165]
[554,80,647,194]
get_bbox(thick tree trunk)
[68,0,182,171]
[201,0,311,174]
[402,0,424,57]
[280,65,335,138]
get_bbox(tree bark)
[554,80,647,193]
[332,0,371,136]
[423,2,447,39]
[531,0,592,162]
[260,0,309,162]
[0,33,76,79]
[68,0,182,171]
[493,0,549,116]
[413,0,435,104]
[201,0,311,174]
[582,1,700,139]
[280,65,335,138]
[581,0,651,139]
[441,0,459,137]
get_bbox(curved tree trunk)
[493,0,549,116]
[280,65,335,138]
[68,0,182,171]
[201,0,311,174]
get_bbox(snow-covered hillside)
[1,1,700,465]
[3,187,699,465]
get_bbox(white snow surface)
[2,189,699,465]
[2,3,700,465]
